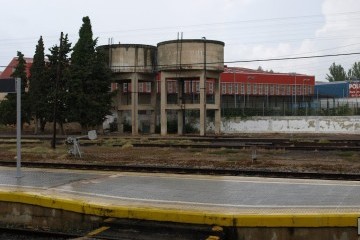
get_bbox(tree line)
[0,16,113,134]
[326,62,360,82]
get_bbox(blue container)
[314,81,349,98]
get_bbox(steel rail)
[0,161,359,181]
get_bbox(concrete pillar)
[214,77,221,134]
[117,83,124,133]
[178,111,183,135]
[117,111,124,133]
[160,73,167,136]
[131,74,139,135]
[199,72,206,136]
[177,80,184,135]
[150,80,157,134]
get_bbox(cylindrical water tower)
[157,39,224,72]
[99,44,157,135]
[157,39,225,136]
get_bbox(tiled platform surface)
[0,166,359,227]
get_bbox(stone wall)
[220,116,360,134]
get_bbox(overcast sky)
[1,0,360,81]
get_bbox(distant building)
[0,56,316,114]
[0,57,33,101]
[0,57,33,79]
[314,80,360,98]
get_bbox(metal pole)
[294,73,297,115]
[233,71,236,108]
[202,37,207,136]
[16,77,22,178]
[52,32,63,149]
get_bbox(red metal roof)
[222,67,315,85]
[0,57,33,79]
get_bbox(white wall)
[220,116,360,134]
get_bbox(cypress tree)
[0,51,31,127]
[47,33,72,134]
[29,36,49,133]
[68,16,112,132]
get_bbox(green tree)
[347,61,360,80]
[0,51,31,127]
[46,33,72,134]
[326,62,346,82]
[257,66,264,72]
[68,16,113,132]
[29,36,49,133]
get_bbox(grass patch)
[336,151,359,162]
[19,145,66,154]
[209,148,239,155]
[121,142,133,149]
[226,156,246,162]
[318,138,330,144]
[187,148,203,153]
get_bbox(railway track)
[1,135,360,151]
[1,161,360,181]
[1,135,359,180]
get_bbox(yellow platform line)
[0,190,359,228]
[86,226,110,237]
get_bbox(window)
[270,85,274,95]
[146,82,151,93]
[168,81,173,93]
[222,83,226,94]
[184,81,188,93]
[208,82,214,94]
[264,84,268,95]
[286,85,290,95]
[253,84,257,94]
[240,83,244,94]
[308,85,313,95]
[228,83,233,94]
[247,83,251,94]
[139,82,143,93]
[258,84,263,95]
[123,83,128,93]
[196,82,200,93]
[235,83,239,94]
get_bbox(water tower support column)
[150,80,157,134]
[160,73,167,136]
[200,73,206,136]
[214,77,221,134]
[177,79,184,135]
[131,74,139,135]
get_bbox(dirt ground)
[1,135,360,174]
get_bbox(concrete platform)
[0,166,359,231]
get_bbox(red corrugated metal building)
[220,67,315,97]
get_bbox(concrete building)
[99,44,157,135]
[157,39,224,136]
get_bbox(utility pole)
[202,37,207,136]
[52,32,63,149]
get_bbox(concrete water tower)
[157,39,224,136]
[100,44,157,135]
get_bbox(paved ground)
[1,166,360,215]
